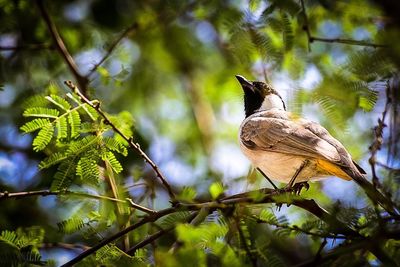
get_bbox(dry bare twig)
[87,23,139,78]
[0,189,155,214]
[36,0,88,93]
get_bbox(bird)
[236,75,396,213]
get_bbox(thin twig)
[40,242,90,251]
[313,238,327,265]
[0,190,155,214]
[36,0,88,93]
[300,0,387,50]
[376,161,400,171]
[369,81,391,188]
[300,0,312,52]
[310,36,387,48]
[64,80,176,201]
[87,22,139,78]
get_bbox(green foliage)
[21,94,130,191]
[209,182,224,200]
[177,186,197,202]
[0,228,46,267]
[57,217,86,234]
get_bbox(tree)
[0,0,399,266]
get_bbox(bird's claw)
[292,182,309,195]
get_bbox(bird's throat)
[259,94,286,111]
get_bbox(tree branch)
[300,0,312,52]
[35,0,88,93]
[64,80,176,201]
[220,188,358,236]
[87,22,139,78]
[313,238,327,265]
[310,36,387,48]
[300,0,387,50]
[0,189,155,214]
[56,185,400,266]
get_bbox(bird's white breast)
[240,142,328,183]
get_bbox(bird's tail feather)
[345,167,397,214]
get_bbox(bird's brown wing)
[240,115,350,166]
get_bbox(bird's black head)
[235,75,285,117]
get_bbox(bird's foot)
[274,182,309,210]
[292,182,310,195]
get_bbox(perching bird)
[236,75,396,213]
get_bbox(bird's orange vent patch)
[316,159,352,181]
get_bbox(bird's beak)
[235,75,254,92]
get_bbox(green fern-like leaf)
[23,107,60,118]
[76,157,100,185]
[45,95,71,111]
[56,116,68,139]
[300,220,324,232]
[50,160,76,190]
[159,211,192,229]
[178,186,197,202]
[0,229,47,267]
[68,110,81,138]
[101,151,123,174]
[259,210,278,225]
[347,49,394,81]
[20,118,51,133]
[102,136,128,156]
[20,250,45,266]
[95,244,124,263]
[82,103,99,121]
[0,231,17,247]
[67,135,98,155]
[80,122,99,133]
[21,95,49,109]
[57,217,86,234]
[230,26,254,64]
[248,26,282,63]
[32,123,54,151]
[39,152,66,169]
[358,88,378,112]
[261,248,286,267]
[40,136,99,170]
[274,228,292,238]
[281,12,293,51]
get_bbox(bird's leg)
[285,160,309,191]
[256,168,283,211]
[257,168,278,190]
